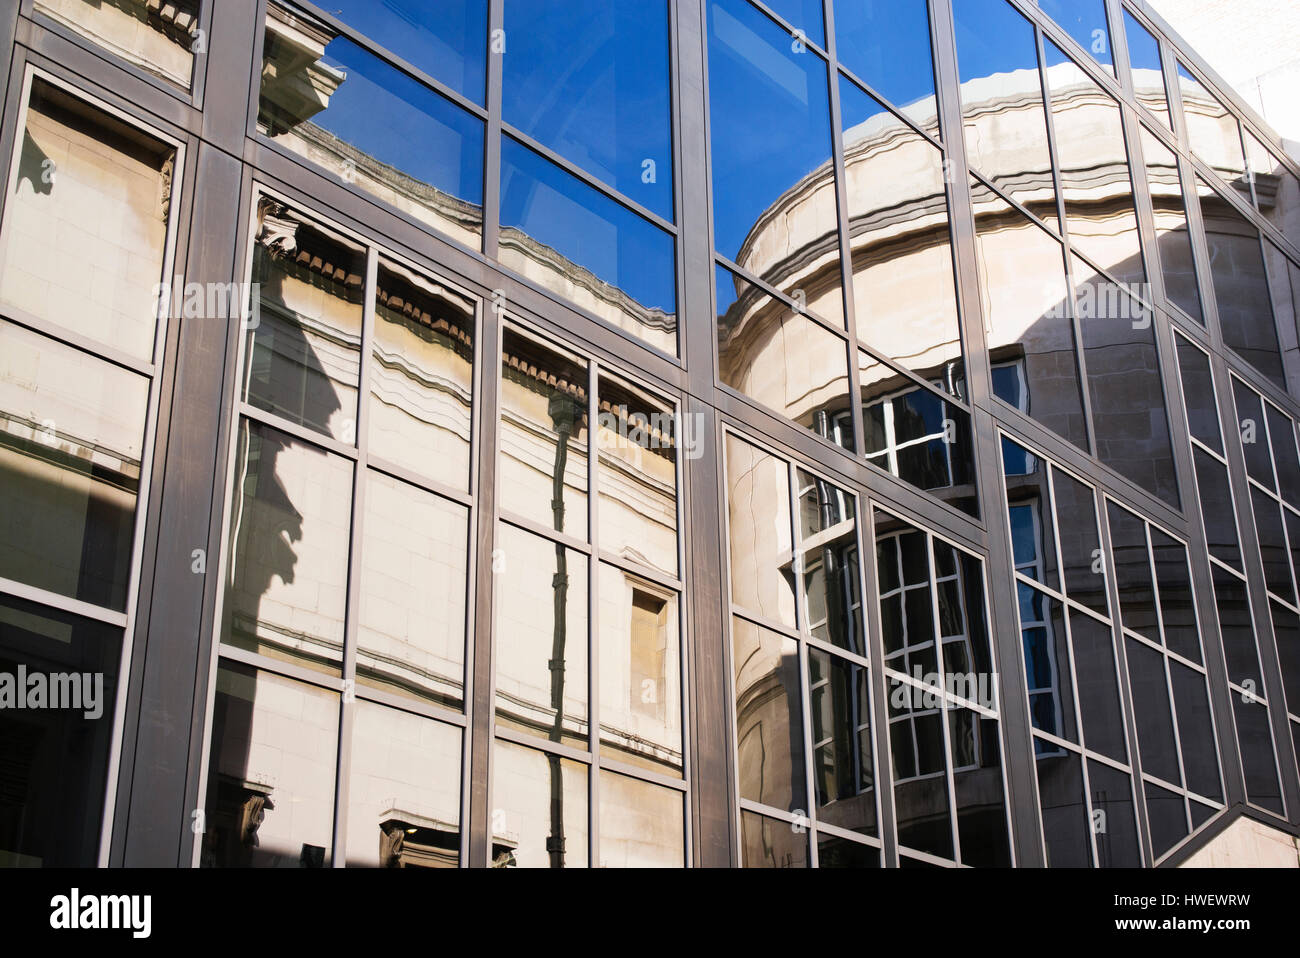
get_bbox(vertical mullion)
[587,359,600,867]
[789,462,820,865]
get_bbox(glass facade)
[3,0,1300,871]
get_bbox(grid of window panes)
[492,322,688,868]
[1227,374,1300,788]
[254,0,679,357]
[0,73,180,866]
[1103,498,1226,859]
[724,432,882,867]
[708,0,979,515]
[203,195,476,867]
[1174,334,1288,815]
[1000,435,1148,866]
[873,509,1014,867]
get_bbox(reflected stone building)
[1,0,1300,872]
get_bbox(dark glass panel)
[1267,403,1300,507]
[0,594,120,866]
[1212,565,1261,690]
[1195,449,1241,572]
[1019,584,1078,744]
[491,738,588,868]
[1232,378,1275,489]
[1144,780,1188,859]
[732,617,806,812]
[357,471,468,710]
[1175,334,1220,450]
[953,0,1059,230]
[494,524,589,749]
[244,202,366,444]
[500,137,677,354]
[934,542,995,701]
[859,352,976,515]
[887,675,954,860]
[1178,65,1247,195]
[1141,131,1202,323]
[1150,530,1201,664]
[1169,662,1222,802]
[840,78,961,381]
[817,834,880,867]
[1035,749,1092,867]
[725,434,797,627]
[1107,502,1157,642]
[499,328,589,539]
[949,707,1012,866]
[832,0,938,133]
[597,772,685,867]
[1189,799,1218,830]
[258,30,484,246]
[740,810,808,868]
[1244,130,1300,247]
[202,663,338,868]
[596,373,679,577]
[1253,490,1294,602]
[707,0,845,325]
[223,420,352,675]
[1088,761,1141,868]
[1071,256,1177,505]
[1233,696,1284,814]
[973,183,1087,449]
[344,702,462,868]
[502,0,672,221]
[369,257,475,490]
[1045,46,1142,278]
[717,265,854,451]
[1003,437,1062,592]
[796,471,864,656]
[1196,176,1285,387]
[0,322,149,612]
[1269,601,1300,725]
[1037,0,1113,72]
[326,0,488,103]
[1126,637,1179,784]
[1071,613,1127,764]
[809,649,877,836]
[1122,10,1170,129]
[1052,469,1108,616]
[597,565,683,778]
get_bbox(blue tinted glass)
[259,33,484,247]
[502,0,673,221]
[763,0,826,48]
[326,0,488,103]
[1036,0,1113,71]
[708,0,844,322]
[500,137,677,354]
[832,0,937,131]
[1123,7,1170,128]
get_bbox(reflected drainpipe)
[546,390,576,868]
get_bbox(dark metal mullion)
[835,63,945,154]
[860,503,901,867]
[930,0,1048,866]
[788,461,820,866]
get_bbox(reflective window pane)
[740,809,808,868]
[832,0,939,135]
[326,0,488,103]
[1270,602,1300,724]
[491,738,588,868]
[725,434,796,627]
[1141,130,1203,323]
[1052,469,1107,615]
[345,702,462,868]
[717,265,854,452]
[1020,583,1077,743]
[0,321,149,611]
[499,328,589,539]
[35,0,198,86]
[500,136,677,354]
[1002,438,1061,592]
[1194,449,1241,572]
[201,663,338,868]
[1233,696,1283,815]
[368,258,475,490]
[764,0,825,48]
[1089,760,1141,867]
[357,471,468,710]
[1037,0,1113,72]
[1108,502,1158,642]
[1071,612,1127,764]
[1144,780,1187,858]
[796,470,864,656]
[887,673,953,860]
[1212,564,1259,689]
[1267,404,1300,507]
[1123,10,1170,129]
[817,834,879,867]
[503,0,673,220]
[223,419,352,675]
[1244,130,1300,248]
[1170,662,1222,801]
[494,524,588,749]
[0,594,121,866]
[1035,748,1091,866]
[707,0,845,324]
[840,78,962,387]
[1232,378,1273,488]
[954,0,1059,230]
[1175,335,1220,450]
[1126,637,1179,783]
[973,183,1087,449]
[1253,490,1293,601]
[732,617,806,812]
[1151,530,1201,664]
[0,78,175,361]
[596,374,678,577]
[258,19,484,248]
[245,201,365,444]
[597,772,684,868]
[809,648,877,836]
[949,706,1012,866]
[1178,65,1247,196]
[597,564,683,777]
